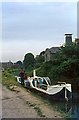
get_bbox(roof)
[64,33,72,36]
[49,47,59,54]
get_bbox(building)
[75,38,79,45]
[1,60,13,69]
[44,47,59,62]
[40,47,59,62]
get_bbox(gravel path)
[2,85,63,118]
[2,86,39,118]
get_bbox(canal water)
[66,100,79,119]
[53,99,79,119]
[31,89,79,119]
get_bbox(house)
[1,60,13,69]
[44,47,59,62]
[38,47,59,62]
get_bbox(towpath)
[2,84,63,118]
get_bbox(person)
[19,70,25,85]
[24,73,28,80]
[24,73,30,87]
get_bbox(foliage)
[36,43,79,87]
[35,55,44,65]
[2,70,18,88]
[23,53,36,71]
[34,55,45,69]
[36,61,52,77]
[14,60,23,68]
[60,45,75,58]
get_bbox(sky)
[1,1,77,62]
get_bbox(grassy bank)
[2,69,18,89]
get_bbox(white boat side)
[16,73,72,101]
[29,76,71,95]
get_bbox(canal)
[52,99,79,119]
[66,100,79,119]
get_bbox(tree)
[15,61,23,67]
[23,53,35,70]
[60,44,75,58]
[36,55,44,63]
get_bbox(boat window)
[44,77,51,85]
[38,78,43,83]
[47,79,51,85]
[43,78,47,85]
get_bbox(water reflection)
[65,101,72,113]
[65,99,79,119]
[62,96,79,120]
[50,99,79,119]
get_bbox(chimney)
[65,33,72,45]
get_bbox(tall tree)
[23,53,35,70]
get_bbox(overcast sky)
[1,2,77,62]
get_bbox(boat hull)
[30,87,72,102]
[47,87,72,101]
[16,76,72,101]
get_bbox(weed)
[34,106,45,117]
[26,101,45,117]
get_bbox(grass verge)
[2,70,18,89]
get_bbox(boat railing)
[40,84,48,90]
[58,81,68,100]
[41,84,48,87]
[57,81,66,85]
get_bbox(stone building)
[39,47,59,62]
[44,47,59,62]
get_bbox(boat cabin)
[31,77,51,90]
